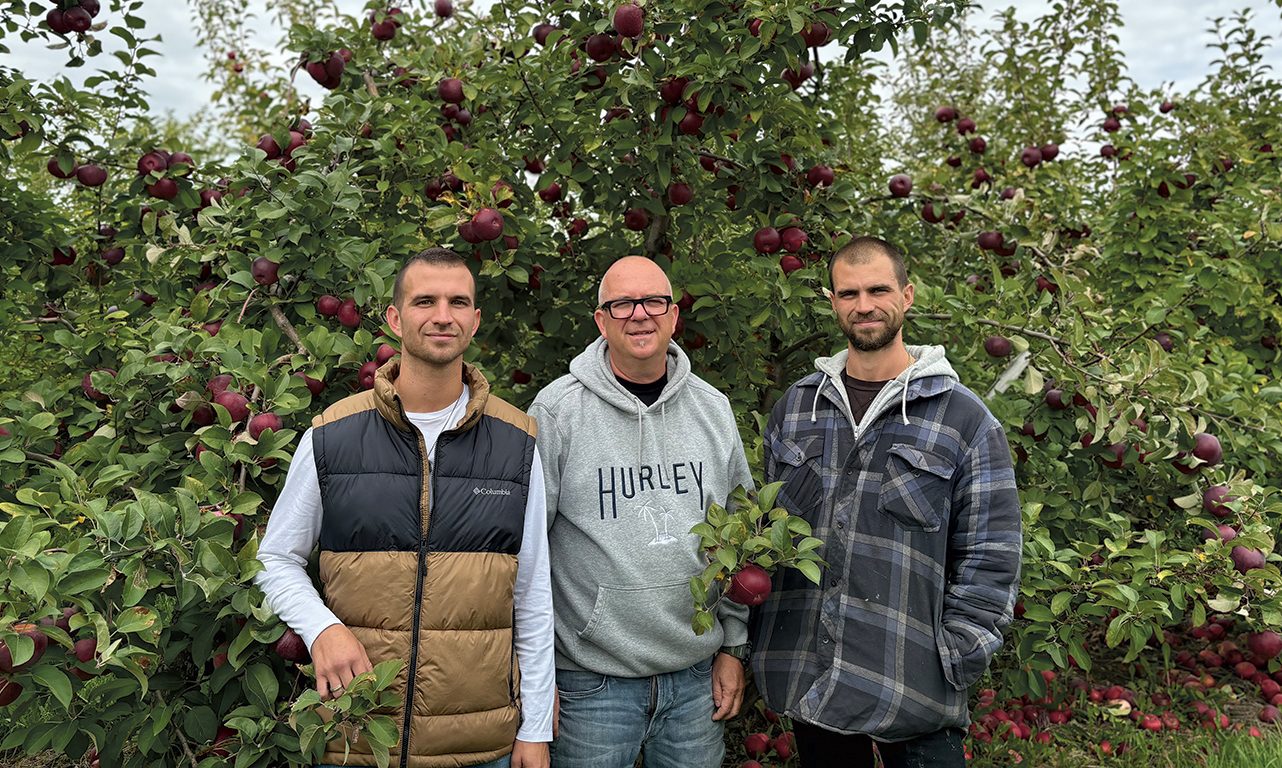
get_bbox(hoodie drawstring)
[661,402,669,470]
[897,360,918,425]
[636,402,644,467]
[810,386,820,423]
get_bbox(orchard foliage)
[0,0,1280,765]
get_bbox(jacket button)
[829,578,839,588]
[836,520,845,529]
[821,634,831,644]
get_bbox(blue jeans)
[319,758,509,768]
[550,657,724,768]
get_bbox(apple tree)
[0,1,972,765]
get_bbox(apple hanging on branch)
[687,482,826,635]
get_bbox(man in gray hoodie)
[530,256,754,768]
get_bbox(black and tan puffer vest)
[311,360,536,768]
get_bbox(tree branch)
[909,312,1068,346]
[643,214,670,259]
[153,692,200,768]
[270,306,309,356]
[778,331,827,361]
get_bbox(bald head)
[598,256,673,306]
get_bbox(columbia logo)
[473,487,512,496]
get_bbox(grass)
[965,727,1282,767]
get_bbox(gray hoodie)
[530,338,754,677]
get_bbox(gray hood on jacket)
[813,344,959,433]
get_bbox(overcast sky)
[7,0,1281,121]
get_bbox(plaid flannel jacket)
[750,347,1021,741]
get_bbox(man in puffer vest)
[257,248,554,768]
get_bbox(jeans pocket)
[689,655,714,679]
[556,669,609,700]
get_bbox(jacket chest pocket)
[878,444,955,533]
[775,436,825,517]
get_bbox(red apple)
[1233,546,1266,574]
[438,77,465,103]
[624,208,650,231]
[147,178,178,200]
[137,151,167,175]
[297,373,326,397]
[76,164,107,187]
[316,295,342,317]
[470,208,504,241]
[213,391,250,423]
[666,182,693,206]
[358,361,379,390]
[780,227,807,253]
[1250,632,1282,661]
[251,257,279,286]
[0,624,49,673]
[726,563,772,606]
[338,299,361,329]
[743,733,770,759]
[274,628,310,663]
[888,174,913,197]
[248,412,282,440]
[753,227,781,254]
[612,3,644,38]
[983,336,1012,358]
[779,255,805,275]
[0,678,21,707]
[1192,432,1222,465]
[807,164,835,187]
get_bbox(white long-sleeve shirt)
[255,388,555,742]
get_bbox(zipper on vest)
[399,430,437,768]
[509,601,517,705]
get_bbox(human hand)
[511,739,550,768]
[711,653,745,721]
[311,624,373,700]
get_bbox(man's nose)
[431,302,454,323]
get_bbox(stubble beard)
[841,313,902,352]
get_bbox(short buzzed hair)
[828,236,908,288]
[392,247,473,307]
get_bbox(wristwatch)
[719,643,751,666]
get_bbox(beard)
[840,312,903,352]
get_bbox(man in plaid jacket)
[750,236,1022,768]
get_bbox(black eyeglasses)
[599,295,673,320]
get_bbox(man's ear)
[386,303,402,336]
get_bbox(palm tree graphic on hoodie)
[638,501,678,546]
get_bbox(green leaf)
[31,666,73,711]
[756,482,782,515]
[113,606,158,634]
[245,663,280,714]
[794,559,821,585]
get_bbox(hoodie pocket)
[577,580,706,668]
[878,444,955,533]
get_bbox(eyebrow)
[836,283,893,293]
[410,293,473,304]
